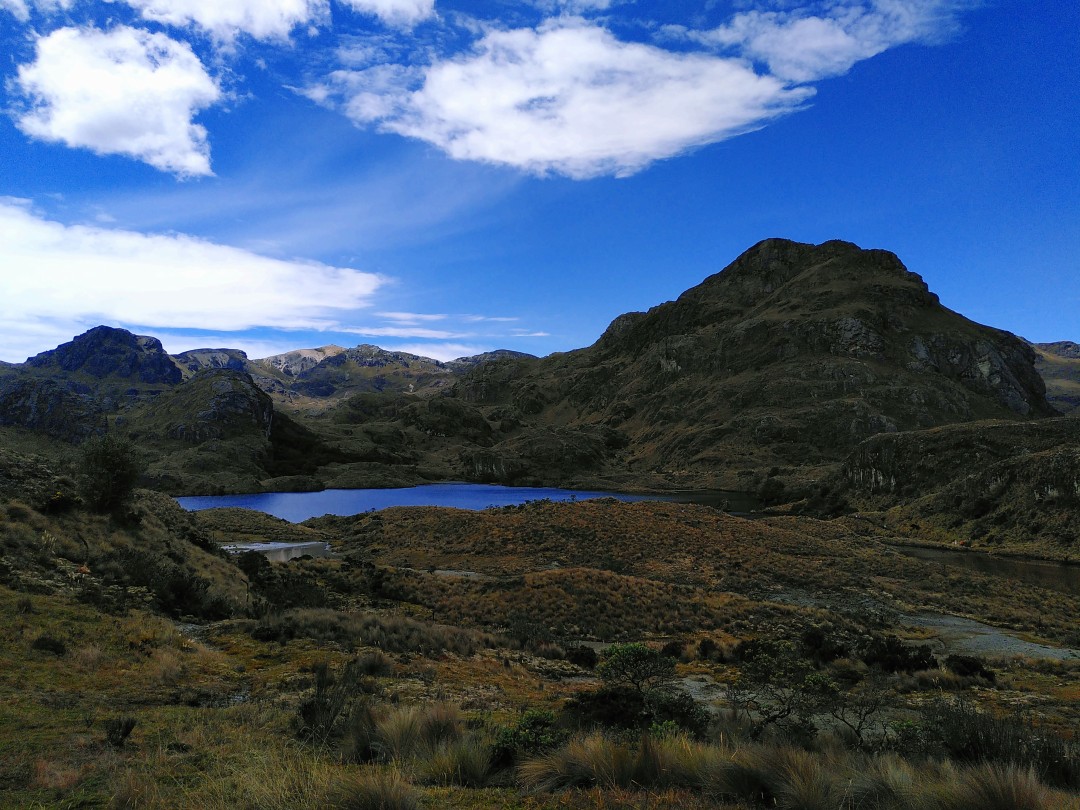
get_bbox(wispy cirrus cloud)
[672,0,972,83]
[0,198,384,361]
[13,26,221,176]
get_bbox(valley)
[0,239,1077,808]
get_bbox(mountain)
[1032,341,1080,414]
[25,325,182,386]
[448,239,1054,491]
[0,239,1072,532]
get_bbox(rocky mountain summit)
[447,239,1054,491]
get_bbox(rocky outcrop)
[152,370,274,444]
[26,326,181,385]
[257,345,345,377]
[445,350,537,372]
[172,348,250,378]
[0,377,105,442]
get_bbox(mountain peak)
[25,325,181,385]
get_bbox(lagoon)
[176,482,666,523]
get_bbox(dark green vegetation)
[1,238,1078,806]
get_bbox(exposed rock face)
[26,326,181,385]
[841,416,1080,555]
[257,345,345,377]
[0,377,104,441]
[172,348,250,378]
[151,369,274,443]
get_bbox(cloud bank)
[0,199,384,360]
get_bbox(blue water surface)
[176,482,662,523]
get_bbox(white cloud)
[337,0,435,28]
[388,342,491,362]
[121,0,328,41]
[687,0,968,83]
[14,26,221,177]
[0,199,385,362]
[328,18,809,178]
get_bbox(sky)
[0,0,1076,364]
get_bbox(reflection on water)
[895,545,1080,596]
[177,482,668,523]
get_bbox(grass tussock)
[519,732,1078,810]
[332,767,419,810]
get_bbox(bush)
[104,716,137,748]
[565,645,598,669]
[944,653,996,683]
[31,634,67,656]
[77,434,143,513]
[492,710,566,768]
[597,643,675,696]
[563,686,647,731]
[917,698,1079,789]
[861,635,936,674]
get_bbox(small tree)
[77,433,143,513]
[597,643,675,696]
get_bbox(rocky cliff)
[1033,341,1080,414]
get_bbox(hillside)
[444,239,1054,493]
[1034,341,1080,414]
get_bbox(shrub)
[77,434,143,513]
[861,635,936,674]
[565,645,598,669]
[492,709,566,768]
[918,697,1079,789]
[563,686,647,731]
[944,653,996,683]
[597,643,675,696]
[104,716,137,748]
[31,634,67,656]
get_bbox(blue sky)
[1,0,1076,363]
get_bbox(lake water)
[895,545,1080,597]
[176,482,668,523]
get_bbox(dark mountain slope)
[451,239,1053,490]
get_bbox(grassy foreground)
[1,482,1077,808]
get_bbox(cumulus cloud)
[338,0,435,28]
[0,199,384,361]
[120,0,327,41]
[14,26,221,176]
[682,0,968,83]
[328,18,809,177]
